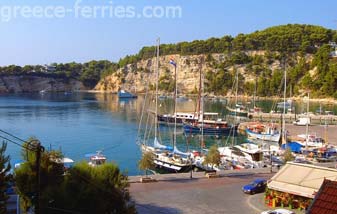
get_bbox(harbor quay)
[129,168,305,214]
[129,168,275,214]
[249,112,337,126]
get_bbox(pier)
[249,112,337,125]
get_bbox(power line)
[0,129,40,152]
[0,134,33,152]
[0,129,28,144]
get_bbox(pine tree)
[0,142,11,214]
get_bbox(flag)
[169,58,176,67]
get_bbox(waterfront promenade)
[129,168,305,214]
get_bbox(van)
[293,117,310,126]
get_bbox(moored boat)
[245,123,280,142]
[183,121,238,136]
[86,151,107,167]
[226,104,249,117]
[118,90,137,98]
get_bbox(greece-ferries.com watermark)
[0,0,182,22]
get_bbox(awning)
[267,162,337,198]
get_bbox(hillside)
[95,24,337,98]
[0,75,84,93]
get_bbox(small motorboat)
[118,90,137,98]
[86,151,107,167]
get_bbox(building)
[268,162,337,199]
[307,179,337,214]
[44,64,56,72]
[265,162,337,210]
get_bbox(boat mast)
[154,38,160,141]
[173,57,178,149]
[282,57,287,145]
[305,92,309,150]
[201,58,204,142]
[232,67,239,147]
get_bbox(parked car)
[261,209,295,214]
[242,178,267,194]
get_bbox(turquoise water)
[1,93,336,175]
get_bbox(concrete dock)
[249,112,337,125]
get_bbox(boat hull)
[226,106,248,117]
[183,123,238,136]
[118,91,137,98]
[246,128,281,142]
[157,115,197,126]
[154,159,194,173]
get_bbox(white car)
[261,209,295,214]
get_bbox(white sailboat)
[141,38,192,173]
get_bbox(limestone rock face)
[0,76,85,93]
[94,52,312,94]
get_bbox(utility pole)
[35,142,45,214]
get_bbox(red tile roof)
[308,179,337,214]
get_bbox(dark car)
[242,178,267,194]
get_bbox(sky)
[1,0,337,66]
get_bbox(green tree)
[15,138,64,213]
[0,142,11,214]
[51,162,136,214]
[204,145,221,170]
[283,148,295,163]
[138,151,155,177]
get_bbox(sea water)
[0,92,335,175]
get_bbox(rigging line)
[0,134,35,152]
[137,75,150,141]
[0,129,28,143]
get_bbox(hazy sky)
[1,0,337,66]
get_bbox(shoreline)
[79,90,337,104]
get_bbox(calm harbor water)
[1,92,336,175]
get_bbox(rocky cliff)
[0,75,85,93]
[94,51,296,94]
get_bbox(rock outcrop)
[0,75,85,93]
[94,52,288,94]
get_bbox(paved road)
[130,173,272,214]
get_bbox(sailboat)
[226,69,248,117]
[183,65,237,136]
[140,38,192,173]
[245,65,283,143]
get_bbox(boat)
[157,112,220,126]
[246,123,281,142]
[226,104,249,117]
[139,38,193,173]
[295,134,324,148]
[85,151,107,167]
[118,90,137,98]
[157,112,198,125]
[183,62,236,136]
[183,121,237,136]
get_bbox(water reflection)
[1,92,337,176]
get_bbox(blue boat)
[183,122,238,136]
[118,90,137,98]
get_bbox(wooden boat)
[246,123,281,142]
